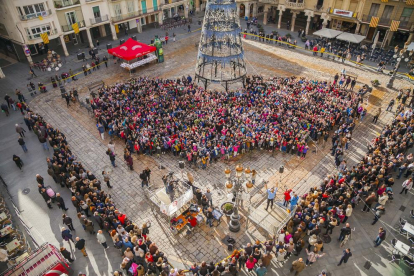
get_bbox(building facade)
[0,0,188,63]
[237,0,414,47]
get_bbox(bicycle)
[340,227,356,247]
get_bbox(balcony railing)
[378,17,391,26]
[399,20,411,30]
[85,0,101,2]
[61,20,85,32]
[259,0,279,4]
[90,14,109,25]
[20,10,52,21]
[361,14,374,23]
[54,0,81,9]
[314,5,325,12]
[27,28,58,40]
[164,0,187,3]
[112,8,160,23]
[285,0,305,9]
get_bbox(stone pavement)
[1,28,414,275]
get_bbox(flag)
[115,24,119,33]
[40,32,49,44]
[381,0,388,2]
[72,22,79,34]
[369,16,379,27]
[390,20,400,32]
[38,15,43,20]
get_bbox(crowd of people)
[11,106,176,276]
[258,89,414,274]
[89,75,367,171]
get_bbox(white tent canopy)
[313,28,344,39]
[336,33,366,44]
[407,42,414,51]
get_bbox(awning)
[107,38,156,61]
[336,33,366,44]
[313,28,343,39]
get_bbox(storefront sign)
[333,9,353,18]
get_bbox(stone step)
[248,201,290,236]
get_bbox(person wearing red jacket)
[284,189,292,207]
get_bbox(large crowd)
[90,75,366,169]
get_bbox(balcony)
[378,17,391,26]
[111,8,160,23]
[361,14,373,23]
[54,0,81,9]
[399,20,411,30]
[27,28,58,40]
[85,0,101,2]
[20,10,52,21]
[314,5,325,12]
[61,20,85,32]
[285,0,305,9]
[259,0,279,4]
[90,15,109,25]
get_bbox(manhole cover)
[22,188,30,195]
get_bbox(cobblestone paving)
[29,33,412,272]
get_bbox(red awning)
[107,38,156,61]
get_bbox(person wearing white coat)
[400,178,413,194]
[97,230,108,249]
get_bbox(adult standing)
[15,124,26,137]
[290,192,299,212]
[362,192,376,212]
[61,227,74,243]
[102,171,113,188]
[13,155,23,170]
[305,248,325,266]
[338,223,351,242]
[62,214,75,231]
[106,149,116,167]
[60,247,74,263]
[372,108,381,124]
[56,193,68,211]
[400,178,413,194]
[75,237,88,257]
[290,258,305,275]
[97,230,109,249]
[255,263,267,276]
[337,248,352,266]
[97,123,105,140]
[265,184,277,211]
[18,137,28,152]
[1,102,9,116]
[374,227,386,247]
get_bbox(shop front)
[330,9,357,33]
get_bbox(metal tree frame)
[195,0,247,91]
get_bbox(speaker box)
[93,47,98,54]
[227,244,233,251]
[279,165,284,174]
[120,39,125,45]
[106,43,112,50]
[131,35,137,41]
[179,161,185,169]
[77,53,85,61]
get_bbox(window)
[400,8,413,22]
[92,6,100,18]
[28,24,51,38]
[22,4,45,15]
[127,1,134,13]
[368,3,380,17]
[141,1,147,14]
[382,5,394,19]
[114,4,121,16]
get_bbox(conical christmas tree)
[195,0,247,90]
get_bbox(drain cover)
[22,188,30,195]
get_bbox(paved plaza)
[0,22,414,276]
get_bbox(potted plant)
[301,36,307,42]
[286,33,292,39]
[257,24,262,29]
[221,202,235,216]
[371,79,380,86]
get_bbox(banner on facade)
[333,9,353,18]
[390,20,400,32]
[369,16,379,28]
[40,33,49,44]
[72,23,79,34]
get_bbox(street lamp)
[387,49,411,88]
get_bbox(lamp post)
[386,49,411,88]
